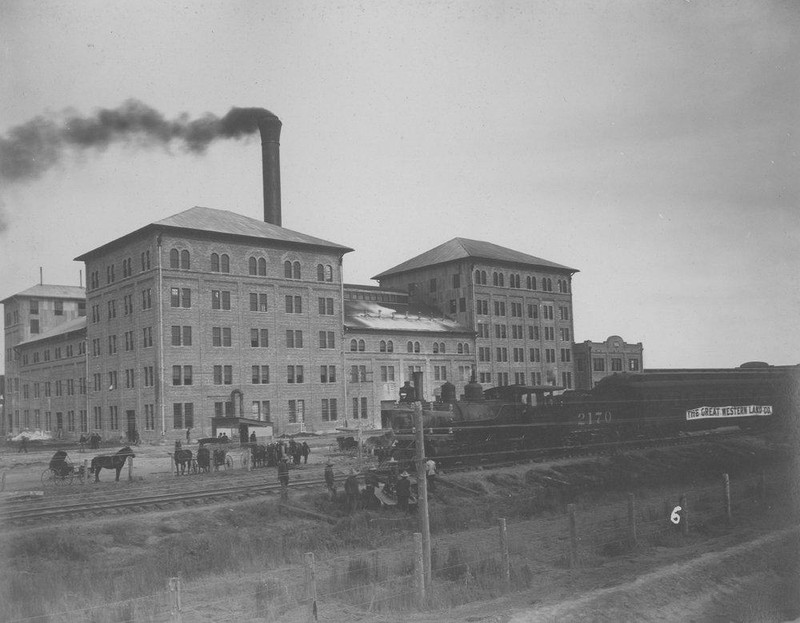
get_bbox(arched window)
[293,261,301,280]
[379,340,386,353]
[258,258,266,276]
[546,278,552,291]
[284,261,293,278]
[249,257,257,275]
[220,254,230,273]
[358,339,365,352]
[317,264,325,282]
[432,343,439,354]
[481,270,487,285]
[414,342,420,353]
[180,250,190,270]
[492,272,499,286]
[170,249,179,268]
[324,265,333,282]
[407,341,413,353]
[475,269,481,284]
[211,253,220,272]
[463,343,470,355]
[457,343,463,354]
[387,340,394,353]
[350,339,358,352]
[439,342,445,354]
[499,273,505,287]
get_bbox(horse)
[174,448,193,475]
[91,446,135,482]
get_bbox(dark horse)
[174,448,193,475]
[91,446,135,482]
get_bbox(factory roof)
[17,316,87,347]
[372,237,577,280]
[344,299,472,335]
[75,206,353,261]
[1,284,86,305]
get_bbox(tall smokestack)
[257,113,282,226]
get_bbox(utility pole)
[414,402,431,589]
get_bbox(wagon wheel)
[41,468,55,487]
[61,470,74,485]
[74,465,86,484]
[225,455,234,470]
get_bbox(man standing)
[425,458,437,494]
[277,457,289,501]
[186,427,191,444]
[344,469,360,513]
[18,434,29,453]
[396,471,411,513]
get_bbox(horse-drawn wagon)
[41,450,86,485]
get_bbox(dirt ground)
[2,435,799,622]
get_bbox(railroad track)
[0,473,328,526]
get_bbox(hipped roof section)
[372,237,578,280]
[75,206,354,262]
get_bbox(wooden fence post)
[567,504,578,568]
[304,552,317,622]
[627,493,637,547]
[414,533,425,609]
[169,577,182,623]
[722,473,731,524]
[679,493,689,535]
[498,518,510,587]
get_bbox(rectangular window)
[285,295,303,314]
[30,319,39,334]
[476,300,489,315]
[320,365,336,383]
[494,324,507,339]
[287,365,304,384]
[318,330,335,349]
[559,327,571,341]
[54,300,63,315]
[318,297,334,315]
[611,358,622,371]
[286,330,303,348]
[30,300,39,314]
[561,349,572,363]
[380,365,395,382]
[250,293,268,312]
[593,358,606,372]
[493,301,506,316]
[287,399,304,424]
[321,398,338,421]
[142,327,153,347]
[252,365,270,384]
[628,358,640,371]
[143,366,154,387]
[213,365,233,385]
[251,400,271,422]
[452,273,461,288]
[212,290,231,310]
[144,404,155,431]
[250,328,268,347]
[109,406,119,430]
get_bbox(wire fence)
[5,469,795,622]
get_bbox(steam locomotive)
[384,364,799,463]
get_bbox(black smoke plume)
[0,99,277,183]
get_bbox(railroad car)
[384,364,799,463]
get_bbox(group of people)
[317,458,436,514]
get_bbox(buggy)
[41,450,86,485]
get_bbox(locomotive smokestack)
[257,113,282,226]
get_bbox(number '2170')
[577,411,612,425]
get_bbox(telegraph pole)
[414,401,431,589]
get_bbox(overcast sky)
[1,0,798,371]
